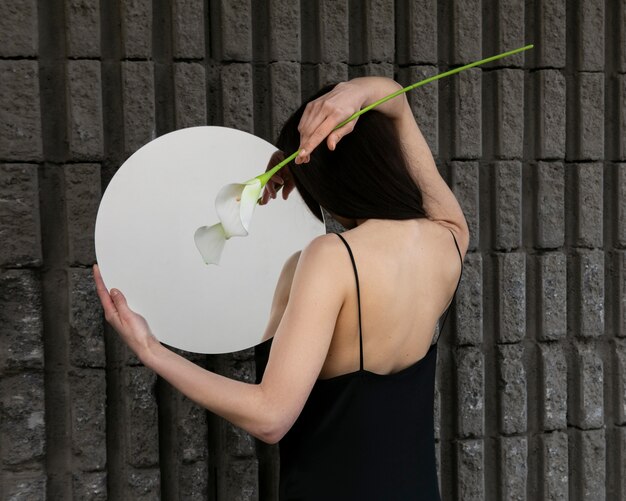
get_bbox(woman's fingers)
[297,113,345,163]
[260,173,290,205]
[109,288,131,325]
[260,189,271,205]
[296,99,336,162]
[296,85,363,162]
[93,264,121,327]
[283,181,296,200]
[268,175,284,197]
[93,264,133,331]
[92,263,158,361]
[260,151,287,205]
[297,99,330,141]
[260,148,294,204]
[262,181,277,205]
[327,117,358,150]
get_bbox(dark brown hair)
[275,83,429,223]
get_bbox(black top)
[278,229,464,500]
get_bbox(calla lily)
[194,44,534,265]
[215,178,263,237]
[194,177,263,265]
[194,222,227,265]
[194,150,302,265]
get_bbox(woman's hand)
[260,150,297,204]
[263,77,406,199]
[295,77,406,165]
[93,263,160,361]
[295,81,366,165]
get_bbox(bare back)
[318,218,464,379]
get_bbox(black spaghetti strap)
[333,232,364,371]
[434,229,465,343]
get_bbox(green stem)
[256,43,534,192]
[335,44,534,129]
[257,150,301,185]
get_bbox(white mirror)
[94,126,325,354]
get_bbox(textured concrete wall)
[0,0,624,499]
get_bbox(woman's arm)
[94,235,344,444]
[296,76,470,256]
[261,250,301,342]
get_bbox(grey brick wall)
[0,0,624,499]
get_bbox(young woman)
[94,76,469,500]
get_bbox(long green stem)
[256,43,534,189]
[335,44,534,129]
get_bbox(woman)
[94,76,469,500]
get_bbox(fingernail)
[110,289,119,296]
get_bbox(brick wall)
[0,0,624,499]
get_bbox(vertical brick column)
[0,163,45,498]
[121,0,152,59]
[300,0,349,98]
[66,61,104,160]
[0,0,38,58]
[66,164,107,498]
[215,0,252,61]
[121,62,156,157]
[172,0,205,60]
[0,61,43,161]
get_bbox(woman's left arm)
[94,233,345,444]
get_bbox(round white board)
[95,126,325,354]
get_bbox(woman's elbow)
[257,429,284,445]
[247,394,292,444]
[253,413,291,445]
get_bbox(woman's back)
[279,217,464,500]
[319,217,464,379]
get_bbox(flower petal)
[239,179,262,233]
[215,183,248,237]
[194,222,227,265]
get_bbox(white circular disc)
[95,126,325,354]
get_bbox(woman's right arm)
[260,250,301,342]
[99,236,345,445]
[296,76,470,256]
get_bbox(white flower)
[193,222,227,266]
[194,178,263,265]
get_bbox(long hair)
[275,83,429,223]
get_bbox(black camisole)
[278,229,464,500]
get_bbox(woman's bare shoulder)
[303,232,345,253]
[275,233,345,303]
